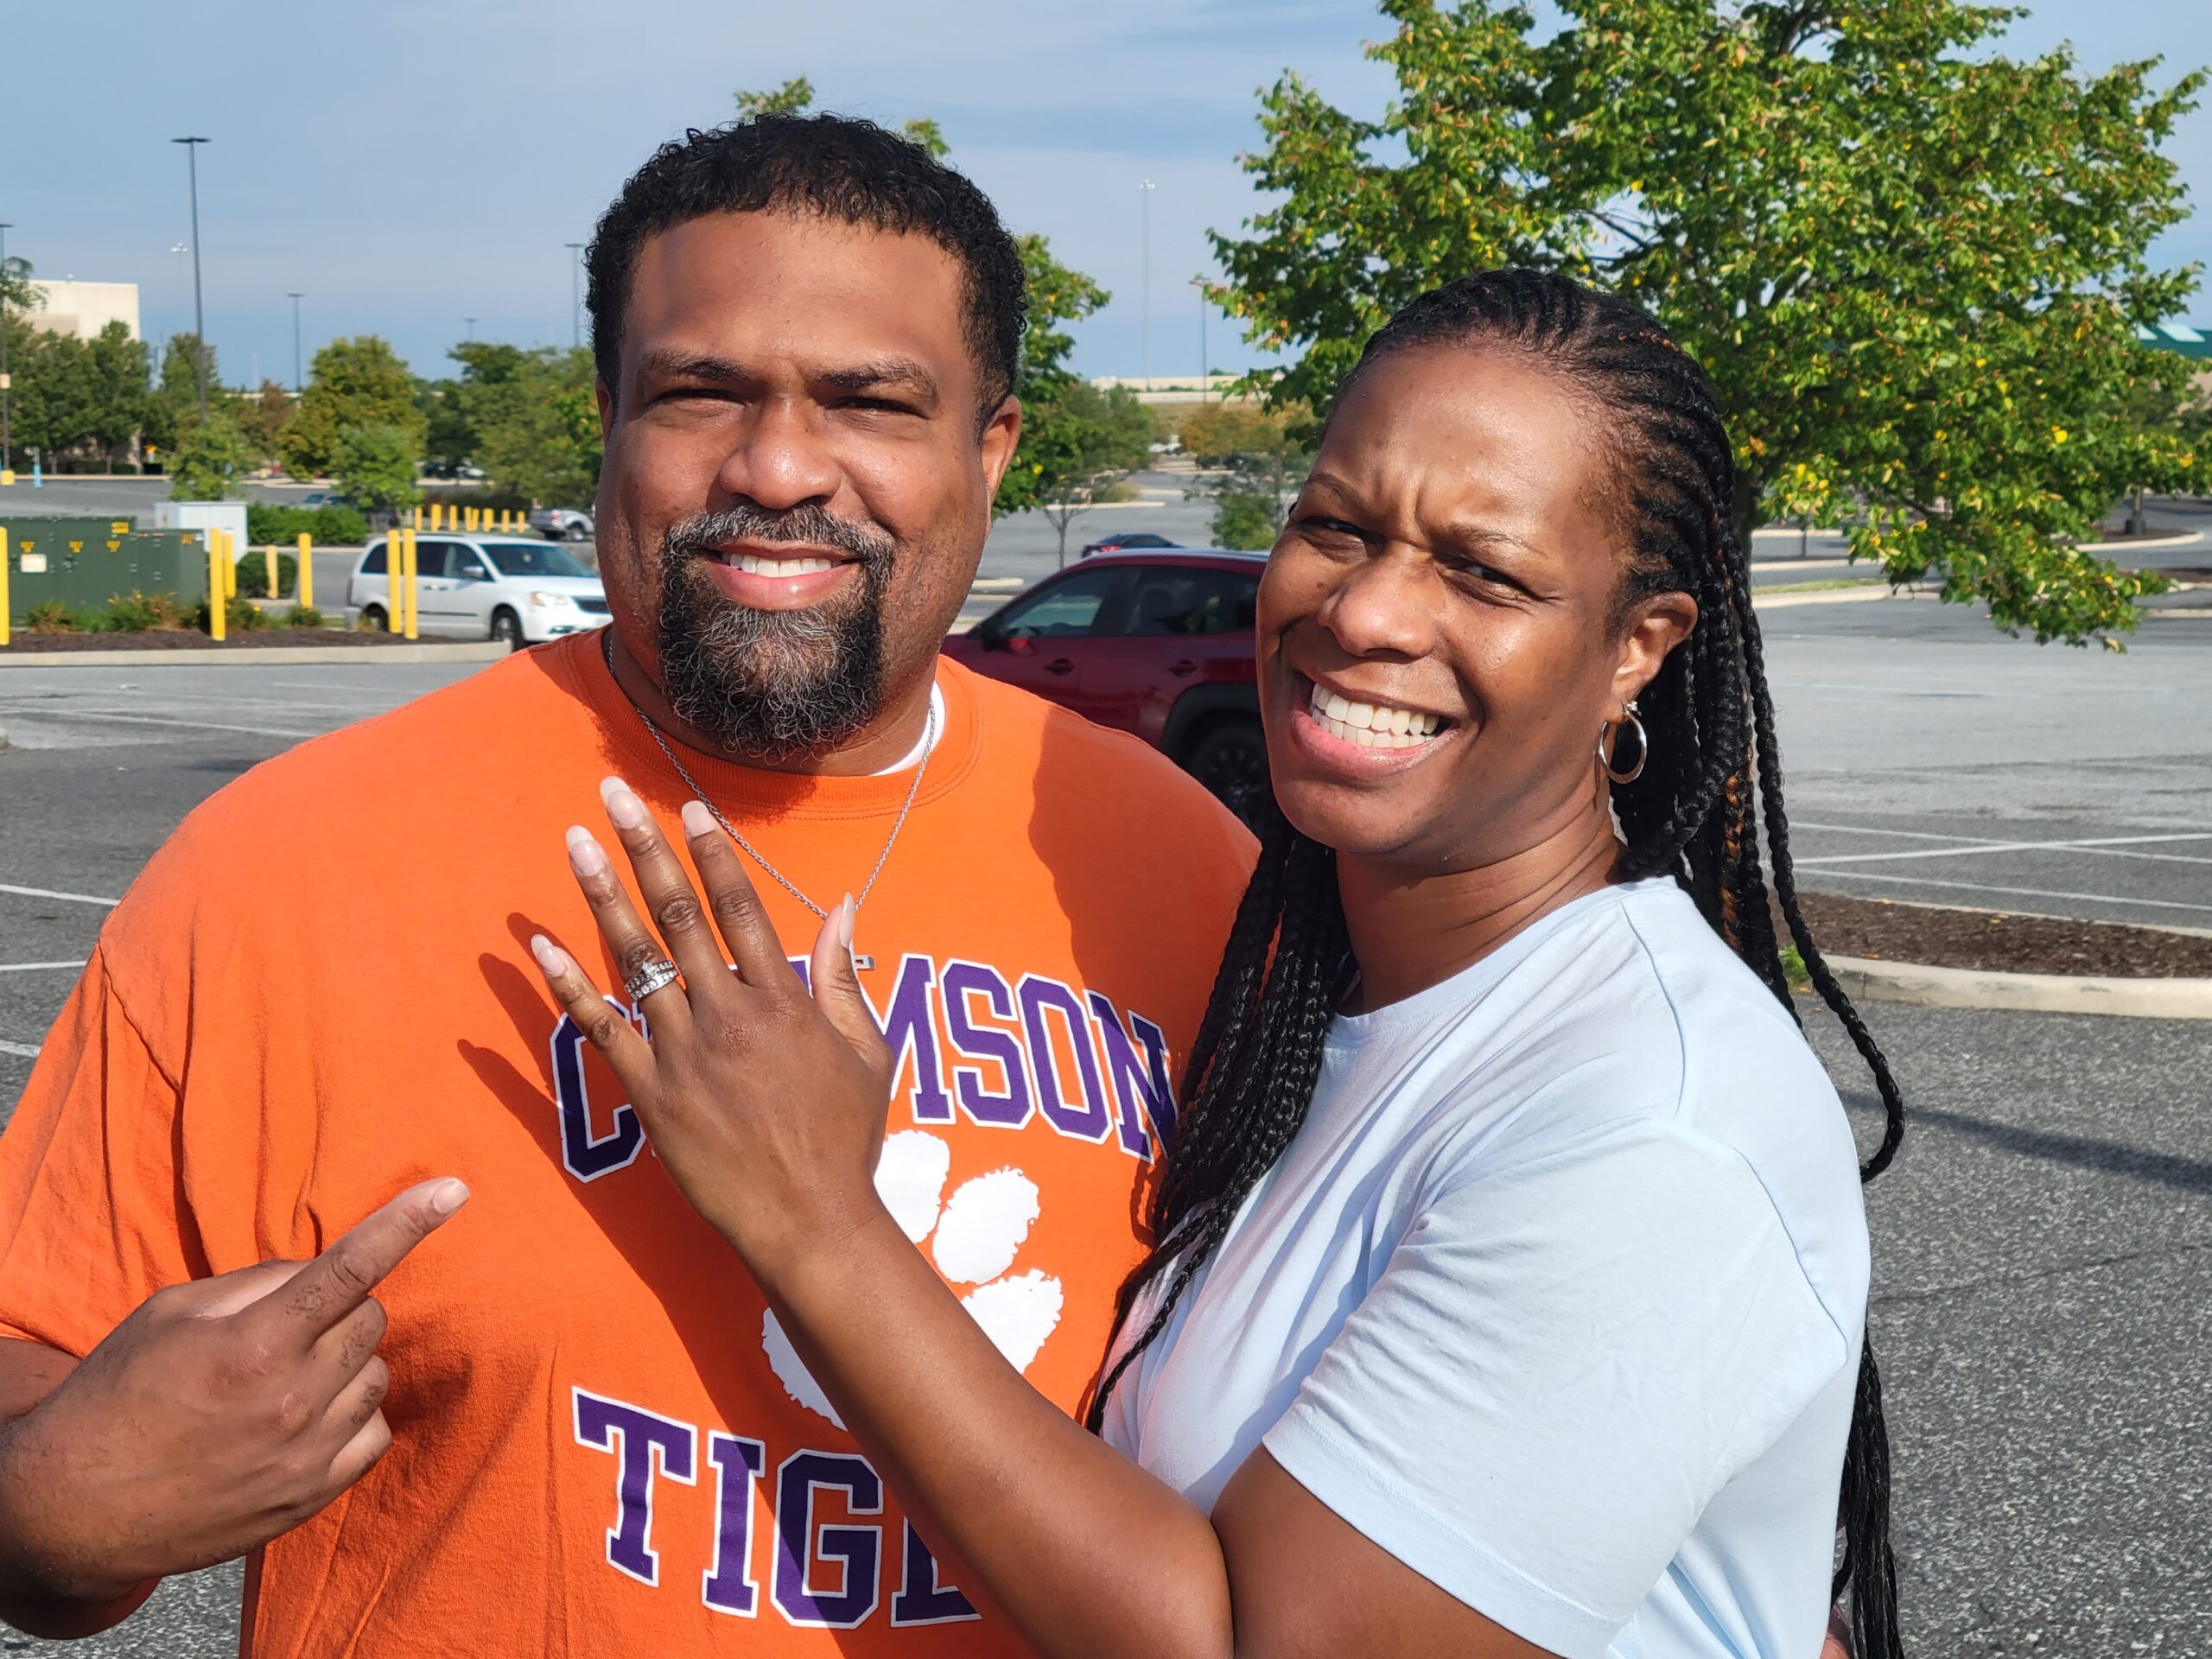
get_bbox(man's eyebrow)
[634,347,751,386]
[815,358,940,403]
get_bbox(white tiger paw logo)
[764,1130,1065,1427]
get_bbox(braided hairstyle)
[1087,269,1907,1658]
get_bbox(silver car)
[348,534,611,647]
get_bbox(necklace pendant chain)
[601,632,934,968]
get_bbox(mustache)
[662,504,896,570]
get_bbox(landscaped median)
[1794,893,2212,1020]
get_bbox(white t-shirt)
[1101,877,1869,1659]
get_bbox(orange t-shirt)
[0,633,1254,1656]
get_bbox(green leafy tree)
[0,253,37,319]
[1181,400,1312,549]
[735,76,818,119]
[85,322,150,470]
[281,336,424,480]
[431,341,602,506]
[167,406,253,499]
[1020,380,1157,563]
[5,325,94,463]
[333,423,423,512]
[143,334,220,458]
[1210,0,2208,643]
[234,379,296,470]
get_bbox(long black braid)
[1087,270,1907,1657]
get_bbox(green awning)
[2137,322,2212,359]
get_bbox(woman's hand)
[528,778,895,1276]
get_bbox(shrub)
[283,604,329,629]
[22,600,90,634]
[230,549,300,599]
[245,505,370,545]
[105,590,192,632]
[1211,489,1282,552]
[191,594,276,635]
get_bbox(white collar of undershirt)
[868,681,946,777]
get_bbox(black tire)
[491,608,524,650]
[1183,718,1271,828]
[563,521,591,542]
[363,604,389,632]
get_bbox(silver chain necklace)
[601,631,935,969]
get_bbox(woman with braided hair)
[537,267,1904,1659]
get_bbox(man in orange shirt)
[0,116,1251,1654]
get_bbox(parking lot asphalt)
[1,578,2208,1655]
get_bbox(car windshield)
[484,543,593,579]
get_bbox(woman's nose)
[1317,549,1439,660]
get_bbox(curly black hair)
[585,113,1027,423]
[1090,269,1907,1659]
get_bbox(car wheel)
[491,608,524,650]
[363,604,389,632]
[563,521,591,542]
[1184,719,1271,829]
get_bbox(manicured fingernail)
[681,799,715,839]
[428,1179,470,1217]
[529,933,571,976]
[600,778,647,830]
[566,825,607,875]
[839,893,856,950]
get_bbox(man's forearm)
[760,1211,1233,1659]
[0,1340,154,1639]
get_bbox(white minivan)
[349,534,611,647]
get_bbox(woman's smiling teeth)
[1307,681,1444,749]
[714,552,842,577]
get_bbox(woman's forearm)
[759,1208,1232,1659]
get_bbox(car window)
[360,545,387,576]
[482,543,593,579]
[413,541,458,581]
[452,549,491,582]
[997,569,1122,639]
[1112,568,1259,637]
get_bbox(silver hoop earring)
[1600,700,1649,785]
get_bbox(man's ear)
[1611,591,1699,711]
[595,376,615,443]
[979,396,1024,500]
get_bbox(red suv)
[942,550,1268,823]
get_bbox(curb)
[1753,583,1896,609]
[0,642,508,669]
[1828,956,2212,1020]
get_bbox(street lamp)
[1139,181,1155,390]
[1191,276,1208,403]
[172,137,211,422]
[464,316,476,342]
[287,292,303,394]
[565,243,585,349]
[1,221,14,480]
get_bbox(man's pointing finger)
[252,1178,470,1343]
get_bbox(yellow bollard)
[207,534,226,642]
[265,543,280,599]
[385,535,400,632]
[298,531,314,612]
[402,528,420,640]
[0,524,10,649]
[468,505,480,532]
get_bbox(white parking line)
[0,963,86,974]
[1807,868,2212,916]
[1796,831,2212,868]
[0,1041,40,1059]
[0,708,320,740]
[0,883,119,908]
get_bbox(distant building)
[1090,373,1246,406]
[25,280,142,341]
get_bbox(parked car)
[1078,530,1181,559]
[348,534,610,648]
[529,506,596,541]
[295,491,360,510]
[942,550,1268,823]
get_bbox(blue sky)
[7,0,2207,389]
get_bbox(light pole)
[287,292,303,394]
[1,222,14,479]
[1139,181,1155,390]
[565,243,585,349]
[1191,276,1208,402]
[464,316,476,342]
[172,137,211,422]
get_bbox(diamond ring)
[623,958,682,1001]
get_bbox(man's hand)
[0,1179,467,1605]
[529,779,893,1278]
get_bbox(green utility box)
[3,517,212,625]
